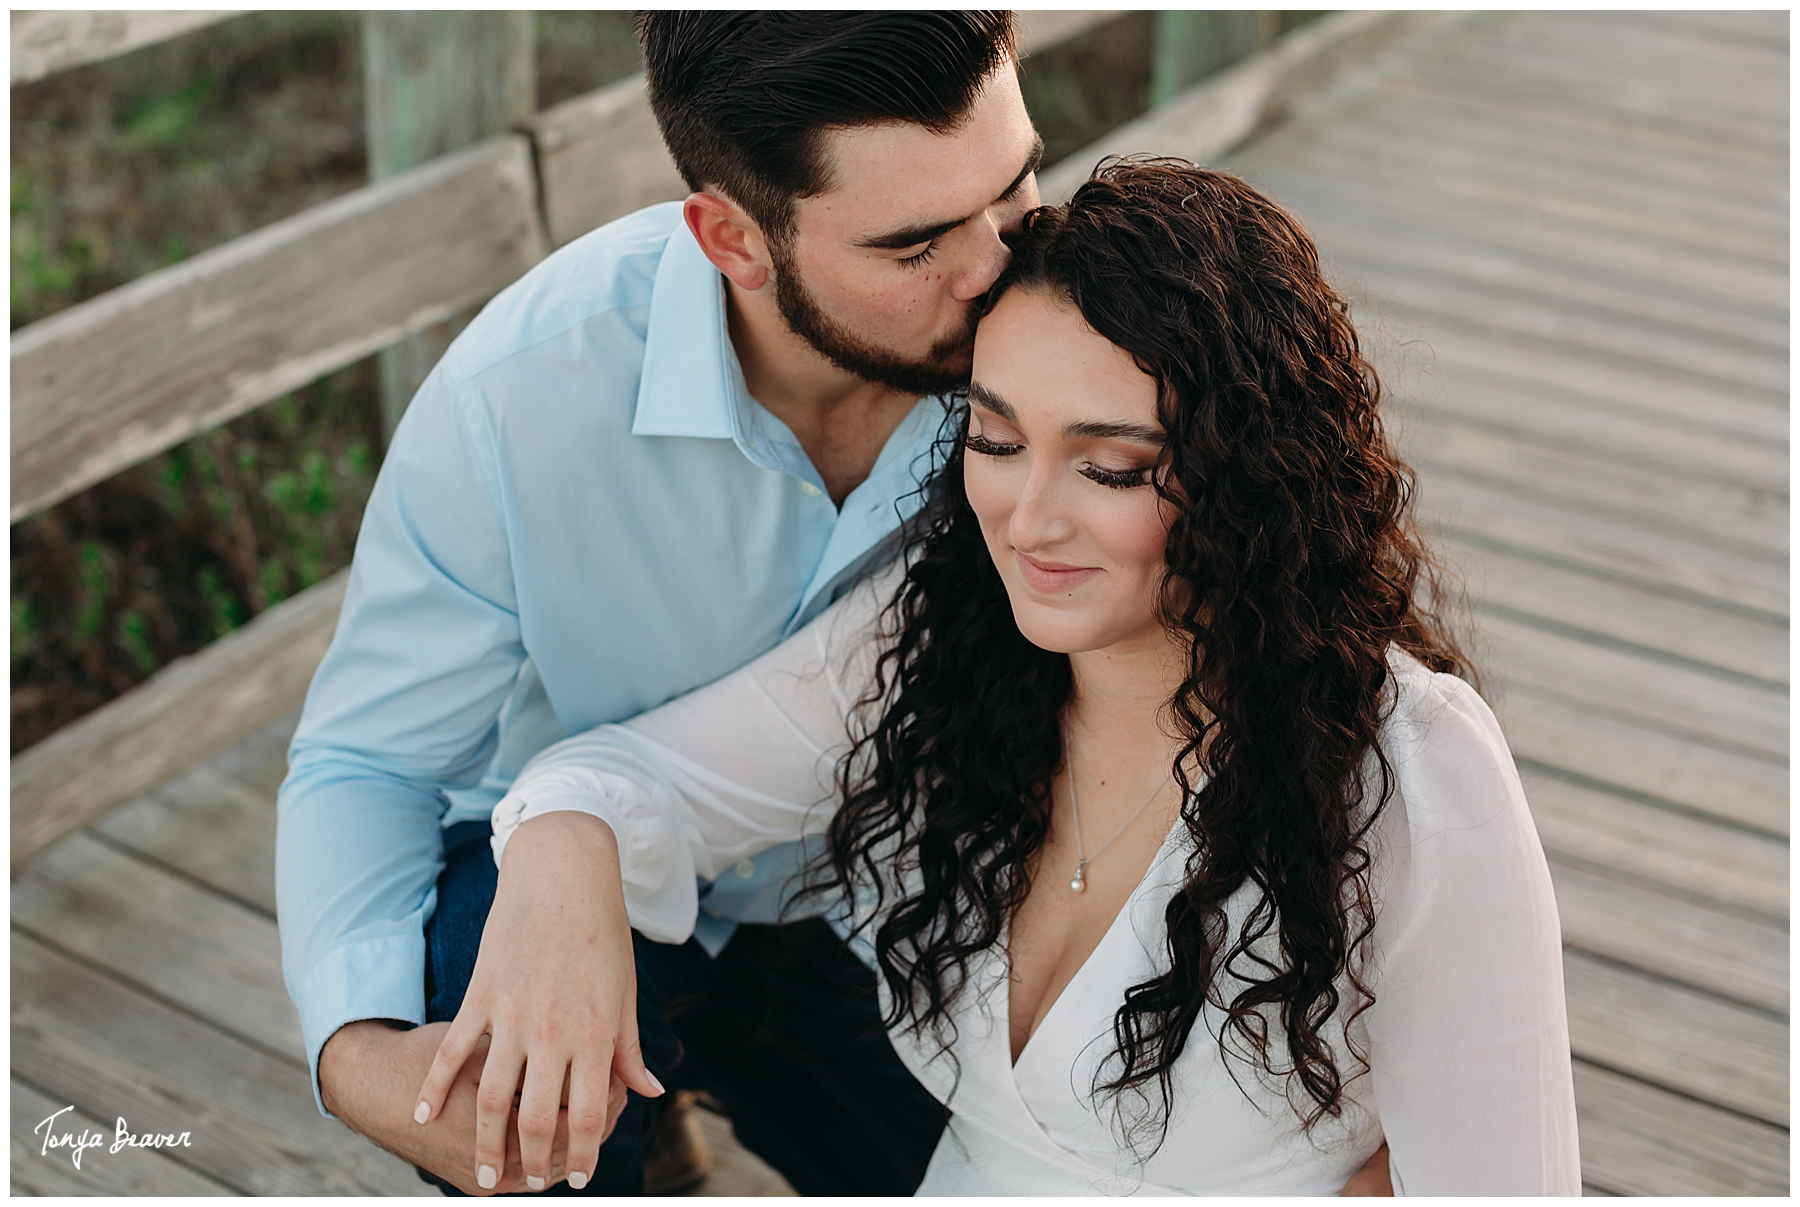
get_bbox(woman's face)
[965,287,1175,657]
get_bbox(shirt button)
[734,858,758,878]
[800,482,822,497]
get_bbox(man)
[278,12,1038,1196]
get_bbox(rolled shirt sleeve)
[489,565,895,940]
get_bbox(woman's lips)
[1015,551,1100,593]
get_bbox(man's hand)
[320,1019,554,1194]
[1340,1142,1393,1196]
[411,812,663,1191]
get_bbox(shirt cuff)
[297,932,429,1117]
[489,787,628,868]
[490,785,700,946]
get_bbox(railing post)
[362,11,536,439]
[1151,11,1281,106]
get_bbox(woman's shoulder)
[1375,646,1530,843]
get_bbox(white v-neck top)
[490,567,1581,1195]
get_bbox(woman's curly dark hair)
[803,158,1474,1150]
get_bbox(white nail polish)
[568,1171,590,1190]
[413,1101,430,1125]
[526,1174,546,1191]
[645,1070,666,1095]
[477,1164,498,1190]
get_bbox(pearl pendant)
[1070,863,1086,893]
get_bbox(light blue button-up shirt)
[276,202,945,1112]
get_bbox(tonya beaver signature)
[34,1105,192,1169]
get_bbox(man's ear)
[684,191,773,291]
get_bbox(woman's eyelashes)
[1081,464,1155,490]
[964,430,1020,458]
[964,429,1155,489]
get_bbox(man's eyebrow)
[858,215,965,252]
[856,132,1047,251]
[971,382,1166,447]
[997,133,1045,203]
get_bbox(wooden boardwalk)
[1224,10,1789,1196]
[11,11,1786,1197]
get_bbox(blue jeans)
[418,820,946,1196]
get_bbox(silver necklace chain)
[1065,726,1169,894]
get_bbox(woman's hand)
[412,811,665,1191]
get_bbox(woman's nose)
[1006,462,1077,552]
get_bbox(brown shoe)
[643,1090,714,1195]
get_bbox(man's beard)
[771,243,978,397]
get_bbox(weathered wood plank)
[1563,950,1787,1125]
[1621,9,1789,48]
[1014,11,1122,57]
[1478,611,1787,759]
[1550,860,1786,1014]
[11,135,547,522]
[528,74,687,251]
[363,11,536,435]
[1266,165,1790,312]
[1265,131,1788,268]
[12,831,301,1059]
[1407,21,1787,147]
[1276,48,1788,196]
[91,714,294,915]
[1501,687,1787,837]
[1328,252,1789,398]
[11,1076,238,1196]
[1421,476,1788,622]
[1446,541,1787,688]
[1573,1061,1788,1196]
[11,572,345,875]
[1399,325,1788,450]
[1412,419,1788,557]
[10,10,243,85]
[1310,206,1787,356]
[1037,10,1451,202]
[1476,16,1788,112]
[1401,377,1789,511]
[1358,107,1786,228]
[11,931,435,1195]
[1314,67,1789,212]
[1525,774,1787,921]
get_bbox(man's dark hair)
[635,11,1017,245]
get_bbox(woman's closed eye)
[1080,462,1155,490]
[964,430,1020,458]
[966,429,1156,490]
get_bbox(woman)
[419,160,1580,1194]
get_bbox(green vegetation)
[10,12,646,754]
[11,363,384,748]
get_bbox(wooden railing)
[9,9,1429,873]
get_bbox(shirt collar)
[632,217,750,442]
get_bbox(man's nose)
[951,209,1015,302]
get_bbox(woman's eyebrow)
[970,382,1164,446]
[968,380,1017,420]
[1064,418,1165,446]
